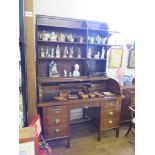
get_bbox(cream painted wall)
[33,0,135,120]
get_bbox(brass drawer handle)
[108,120,113,124]
[55,118,60,124]
[55,109,60,113]
[55,129,60,133]
[109,112,114,115]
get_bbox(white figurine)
[45,48,49,58]
[64,70,67,77]
[101,47,105,59]
[69,47,74,58]
[49,61,59,77]
[77,47,81,58]
[69,72,72,77]
[41,47,45,58]
[94,51,100,59]
[55,45,61,58]
[87,48,92,58]
[73,64,80,77]
[51,48,54,58]
[63,47,69,58]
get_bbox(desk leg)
[116,127,119,137]
[98,130,102,141]
[67,137,70,148]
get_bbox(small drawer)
[104,100,120,110]
[45,114,68,127]
[101,118,119,129]
[44,106,68,115]
[44,125,69,139]
[103,110,120,119]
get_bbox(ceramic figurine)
[49,61,59,77]
[55,45,61,58]
[58,33,65,42]
[63,46,69,58]
[90,36,95,44]
[73,64,80,77]
[69,72,72,77]
[50,48,54,58]
[95,35,102,44]
[77,47,81,58]
[40,47,45,58]
[79,36,84,43]
[69,47,74,58]
[45,48,49,58]
[64,70,67,77]
[101,47,105,59]
[94,51,100,59]
[50,31,57,41]
[87,48,92,58]
[67,34,74,42]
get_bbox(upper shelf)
[37,76,109,83]
[37,40,87,45]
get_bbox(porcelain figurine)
[40,47,45,58]
[63,46,69,58]
[94,51,100,59]
[101,47,105,59]
[69,72,72,77]
[50,48,54,58]
[79,36,84,43]
[67,34,74,42]
[45,48,49,57]
[90,36,95,44]
[49,61,59,77]
[64,70,67,77]
[73,64,80,77]
[87,48,92,58]
[58,33,65,42]
[95,35,102,44]
[55,45,61,58]
[50,31,57,41]
[77,47,81,58]
[69,47,74,58]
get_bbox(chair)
[125,90,135,136]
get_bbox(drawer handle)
[109,112,113,115]
[108,120,113,124]
[55,129,60,133]
[55,109,60,113]
[55,118,60,124]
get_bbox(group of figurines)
[87,47,105,59]
[39,30,85,43]
[49,61,80,77]
[88,35,108,44]
[40,45,82,58]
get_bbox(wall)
[33,0,135,120]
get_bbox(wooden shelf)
[38,24,87,30]
[86,58,105,61]
[88,43,107,46]
[88,28,108,32]
[38,40,87,45]
[37,76,109,83]
[38,57,86,60]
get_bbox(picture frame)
[128,49,135,68]
[109,47,123,68]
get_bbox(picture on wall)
[109,47,123,68]
[128,49,135,68]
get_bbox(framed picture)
[109,47,123,68]
[128,49,135,68]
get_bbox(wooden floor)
[48,122,135,155]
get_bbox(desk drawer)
[103,110,120,119]
[104,100,120,110]
[44,125,69,139]
[44,106,68,115]
[45,114,68,127]
[102,118,119,129]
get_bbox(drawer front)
[104,100,120,110]
[45,114,68,127]
[103,109,120,119]
[44,106,68,116]
[101,118,120,129]
[44,125,69,139]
